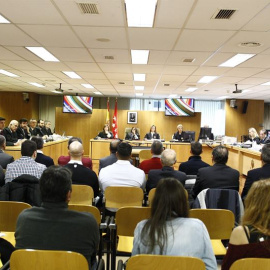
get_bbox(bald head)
[69,141,84,159]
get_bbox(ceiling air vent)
[164,83,170,87]
[182,58,195,63]
[77,3,99,14]
[104,56,114,60]
[212,9,236,19]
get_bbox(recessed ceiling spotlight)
[96,38,110,42]
[238,42,262,47]
[164,83,170,87]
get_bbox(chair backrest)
[68,204,101,224]
[139,150,152,163]
[230,258,270,270]
[0,201,31,231]
[69,184,94,205]
[126,255,205,270]
[148,188,156,206]
[189,209,234,239]
[10,249,89,270]
[115,207,151,236]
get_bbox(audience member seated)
[139,140,163,174]
[99,140,120,172]
[58,137,92,169]
[16,118,31,139]
[28,118,37,135]
[258,129,270,144]
[248,127,260,144]
[15,166,99,269]
[41,120,53,136]
[0,165,4,186]
[198,125,214,140]
[144,125,160,140]
[146,149,187,193]
[33,119,45,137]
[97,124,113,139]
[99,142,146,194]
[125,127,140,140]
[0,116,5,135]
[179,142,209,175]
[221,179,270,270]
[65,141,99,198]
[192,145,239,198]
[5,140,46,183]
[242,144,270,198]
[0,135,14,169]
[172,124,185,141]
[132,178,217,270]
[3,120,22,146]
[31,136,54,167]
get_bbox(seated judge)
[248,127,260,144]
[173,124,185,141]
[144,125,160,140]
[97,124,113,139]
[125,127,140,140]
[259,129,270,144]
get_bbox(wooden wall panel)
[225,99,264,140]
[0,92,39,124]
[55,107,201,156]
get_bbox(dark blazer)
[144,132,160,140]
[0,149,14,169]
[125,132,140,140]
[0,165,4,187]
[3,128,18,146]
[32,127,44,137]
[179,156,209,175]
[65,163,99,197]
[29,127,35,135]
[97,131,114,139]
[99,153,117,172]
[173,131,185,141]
[249,136,260,144]
[41,127,53,136]
[147,166,187,193]
[35,152,54,168]
[260,137,270,144]
[192,163,240,198]
[16,127,30,139]
[242,163,270,198]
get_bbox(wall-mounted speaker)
[242,101,248,114]
[22,92,29,103]
[230,99,237,109]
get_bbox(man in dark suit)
[3,120,22,146]
[242,144,270,198]
[192,145,239,198]
[65,141,99,198]
[146,149,187,193]
[41,120,53,136]
[33,119,45,137]
[29,119,37,136]
[0,135,14,169]
[179,142,209,175]
[0,117,5,136]
[258,129,270,144]
[31,136,54,167]
[99,140,120,172]
[16,118,31,139]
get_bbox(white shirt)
[99,160,146,193]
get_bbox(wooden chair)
[139,149,152,163]
[189,209,234,256]
[230,258,270,270]
[10,250,89,270]
[69,184,94,205]
[68,204,101,224]
[104,186,144,211]
[123,255,205,270]
[110,207,151,270]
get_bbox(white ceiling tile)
[49,48,94,62]
[32,61,70,71]
[224,67,264,77]
[0,47,24,60]
[163,65,198,75]
[0,60,42,70]
[89,49,130,64]
[99,63,132,73]
[65,62,101,72]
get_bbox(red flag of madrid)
[112,98,118,138]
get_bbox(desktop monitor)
[198,127,212,140]
[183,131,195,142]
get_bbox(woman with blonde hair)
[248,127,260,144]
[222,179,270,270]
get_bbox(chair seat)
[211,240,227,255]
[117,236,134,253]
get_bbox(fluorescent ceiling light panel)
[81,84,94,89]
[219,54,255,67]
[26,47,59,62]
[28,82,45,88]
[136,93,143,96]
[125,0,157,27]
[62,71,81,79]
[0,69,19,77]
[185,87,197,92]
[51,90,62,94]
[131,50,149,64]
[198,76,218,83]
[0,14,10,23]
[261,82,270,86]
[94,91,102,95]
[135,86,144,90]
[133,73,146,81]
[242,90,251,93]
[169,94,178,98]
